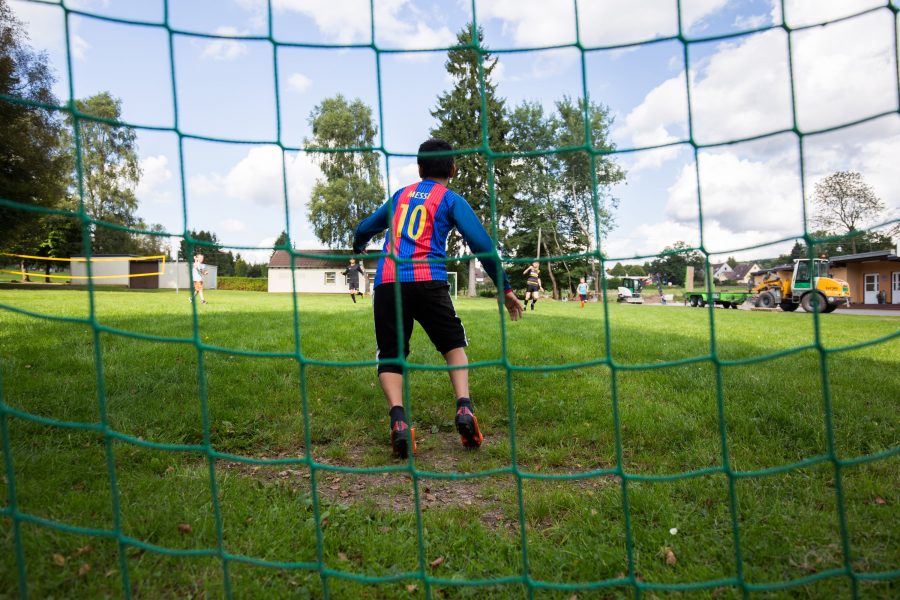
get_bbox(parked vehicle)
[750,259,850,313]
[684,290,752,309]
[617,276,645,304]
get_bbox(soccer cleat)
[390,421,416,458]
[455,407,484,449]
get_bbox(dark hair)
[417,138,454,179]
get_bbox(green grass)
[0,289,897,599]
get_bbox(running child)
[190,253,208,304]
[353,138,523,458]
[577,277,588,308]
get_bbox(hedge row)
[217,277,267,292]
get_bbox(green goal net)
[1,0,899,598]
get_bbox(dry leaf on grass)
[78,563,92,577]
[874,496,886,505]
[407,583,418,593]
[51,553,66,567]
[338,552,349,562]
[663,547,677,566]
[177,523,193,534]
[74,545,93,557]
[429,556,444,569]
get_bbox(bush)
[217,277,267,292]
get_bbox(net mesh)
[1,0,899,598]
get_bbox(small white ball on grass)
[669,527,678,535]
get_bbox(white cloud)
[791,10,896,132]
[220,218,247,233]
[473,0,728,48]
[618,4,896,157]
[287,72,312,94]
[11,0,89,60]
[187,173,223,196]
[241,236,277,264]
[201,26,249,61]
[189,145,322,208]
[135,155,176,204]
[388,160,421,191]
[237,0,455,49]
[733,13,769,30]
[609,117,900,260]
[666,150,804,237]
[781,0,885,28]
[603,218,793,262]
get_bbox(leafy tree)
[306,95,385,249]
[234,253,249,277]
[812,230,895,257]
[624,264,646,276]
[246,262,265,278]
[645,241,704,286]
[555,95,625,293]
[431,24,517,296]
[71,92,142,254]
[507,101,577,297]
[811,171,892,254]
[273,229,290,250]
[609,262,627,276]
[178,229,232,274]
[0,0,72,251]
[726,256,737,268]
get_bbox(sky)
[10,0,900,265]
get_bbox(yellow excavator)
[751,258,850,313]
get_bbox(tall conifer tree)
[430,24,516,296]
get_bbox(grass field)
[0,288,897,599]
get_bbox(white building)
[70,256,216,289]
[268,250,372,294]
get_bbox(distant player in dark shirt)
[342,258,365,303]
[353,138,523,458]
[523,261,542,310]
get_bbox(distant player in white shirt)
[191,253,208,304]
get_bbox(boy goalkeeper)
[353,138,523,458]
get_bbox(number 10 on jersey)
[395,203,427,241]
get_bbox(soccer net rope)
[1,1,899,598]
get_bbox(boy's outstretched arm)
[352,201,391,254]
[452,197,523,321]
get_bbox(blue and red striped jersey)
[353,180,511,292]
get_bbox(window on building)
[325,272,335,284]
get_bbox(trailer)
[684,290,752,309]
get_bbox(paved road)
[643,303,900,317]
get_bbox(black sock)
[456,397,472,412]
[351,294,357,303]
[389,406,406,427]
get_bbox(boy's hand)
[504,291,524,321]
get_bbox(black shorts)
[373,281,467,374]
[527,283,540,293]
[579,294,587,301]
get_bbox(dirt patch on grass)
[218,432,619,532]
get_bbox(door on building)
[892,272,900,304]
[863,273,879,304]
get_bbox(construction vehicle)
[616,276,645,304]
[750,258,850,313]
